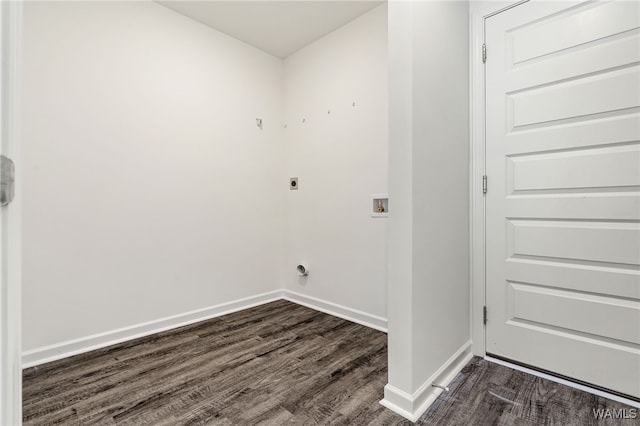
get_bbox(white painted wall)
[21,1,285,352]
[383,1,470,421]
[411,0,470,385]
[282,5,388,321]
[22,1,389,358]
[386,0,415,396]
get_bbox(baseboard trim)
[380,340,473,422]
[380,385,418,421]
[22,290,285,368]
[282,290,388,333]
[23,290,388,368]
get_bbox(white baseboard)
[22,290,388,368]
[282,290,388,333]
[22,290,285,368]
[380,341,473,422]
[379,385,420,421]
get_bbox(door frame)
[469,0,529,357]
[470,1,640,407]
[0,0,23,424]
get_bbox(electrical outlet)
[290,177,298,190]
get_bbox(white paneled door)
[485,0,640,399]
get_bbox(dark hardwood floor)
[23,300,638,425]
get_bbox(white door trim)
[470,0,528,357]
[0,0,23,424]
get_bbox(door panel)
[486,0,640,398]
[511,0,640,64]
[510,68,639,127]
[509,30,640,90]
[507,281,640,344]
[508,220,639,265]
[505,259,638,299]
[508,144,640,192]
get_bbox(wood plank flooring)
[23,300,638,425]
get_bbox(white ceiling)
[157,1,384,59]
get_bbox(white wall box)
[371,194,389,217]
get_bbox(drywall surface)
[384,0,470,419]
[386,0,415,394]
[283,4,388,321]
[22,1,285,351]
[410,0,470,386]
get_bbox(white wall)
[411,0,470,386]
[383,1,470,421]
[22,1,285,352]
[283,5,388,323]
[386,0,415,396]
[22,1,390,359]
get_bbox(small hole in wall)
[302,118,306,123]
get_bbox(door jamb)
[469,0,528,357]
[0,0,23,424]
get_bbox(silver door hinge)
[482,175,488,194]
[482,44,487,63]
[483,306,488,325]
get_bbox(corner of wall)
[280,4,388,320]
[22,0,287,353]
[384,0,472,422]
[380,341,473,422]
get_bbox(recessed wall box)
[371,194,388,217]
